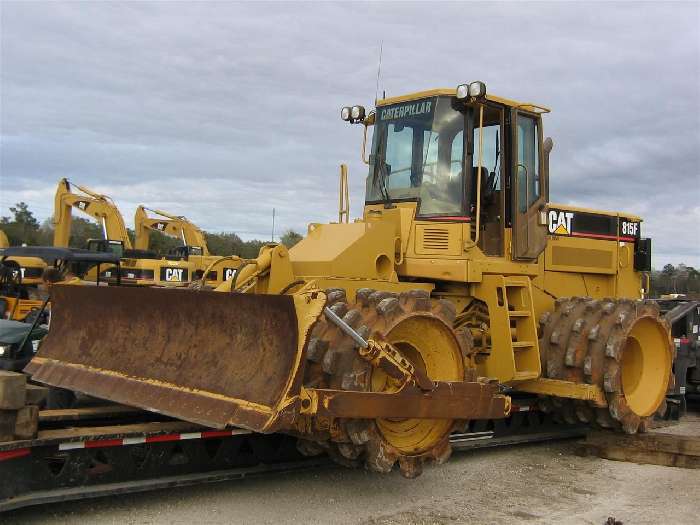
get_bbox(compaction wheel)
[298,288,474,478]
[539,298,673,433]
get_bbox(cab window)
[366,97,465,217]
[517,115,540,212]
[384,124,413,190]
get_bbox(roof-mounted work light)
[341,105,366,123]
[456,81,487,101]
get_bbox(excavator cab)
[86,238,125,259]
[167,245,204,259]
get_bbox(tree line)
[649,264,700,297]
[1,201,304,258]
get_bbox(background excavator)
[53,179,193,286]
[134,206,241,286]
[29,82,673,478]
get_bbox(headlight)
[456,81,487,100]
[341,105,365,123]
[0,344,10,356]
[468,81,486,98]
[456,84,470,100]
[350,105,365,121]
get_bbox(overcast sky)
[1,1,698,267]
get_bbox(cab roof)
[376,88,550,114]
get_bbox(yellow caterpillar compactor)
[134,205,241,286]
[27,82,673,477]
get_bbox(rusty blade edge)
[26,357,275,431]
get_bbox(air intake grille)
[422,228,449,251]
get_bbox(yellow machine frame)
[217,86,666,408]
[0,230,47,287]
[29,83,672,478]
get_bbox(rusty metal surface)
[38,405,143,422]
[26,285,308,431]
[307,380,509,420]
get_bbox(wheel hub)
[372,314,464,455]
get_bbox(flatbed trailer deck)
[1,400,586,512]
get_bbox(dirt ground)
[5,415,698,525]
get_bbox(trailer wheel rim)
[371,314,464,455]
[621,316,671,417]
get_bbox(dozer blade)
[25,285,325,431]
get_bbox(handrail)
[339,164,350,224]
[472,104,485,246]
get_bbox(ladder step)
[512,341,535,349]
[508,310,531,317]
[505,281,528,288]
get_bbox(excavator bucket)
[25,285,326,431]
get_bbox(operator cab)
[86,238,124,258]
[351,83,551,260]
[167,245,204,260]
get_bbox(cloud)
[1,1,698,267]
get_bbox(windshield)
[366,96,465,216]
[87,239,124,258]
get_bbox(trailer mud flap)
[25,285,326,431]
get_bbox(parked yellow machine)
[0,229,47,287]
[134,206,240,286]
[53,179,193,286]
[29,82,673,478]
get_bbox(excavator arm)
[53,178,132,249]
[134,206,209,255]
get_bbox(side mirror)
[544,137,554,155]
[634,238,652,272]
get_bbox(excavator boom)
[53,178,133,249]
[134,205,209,255]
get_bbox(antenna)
[374,41,383,104]
[271,207,276,242]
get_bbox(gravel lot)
[5,415,698,525]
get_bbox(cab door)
[512,111,547,260]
